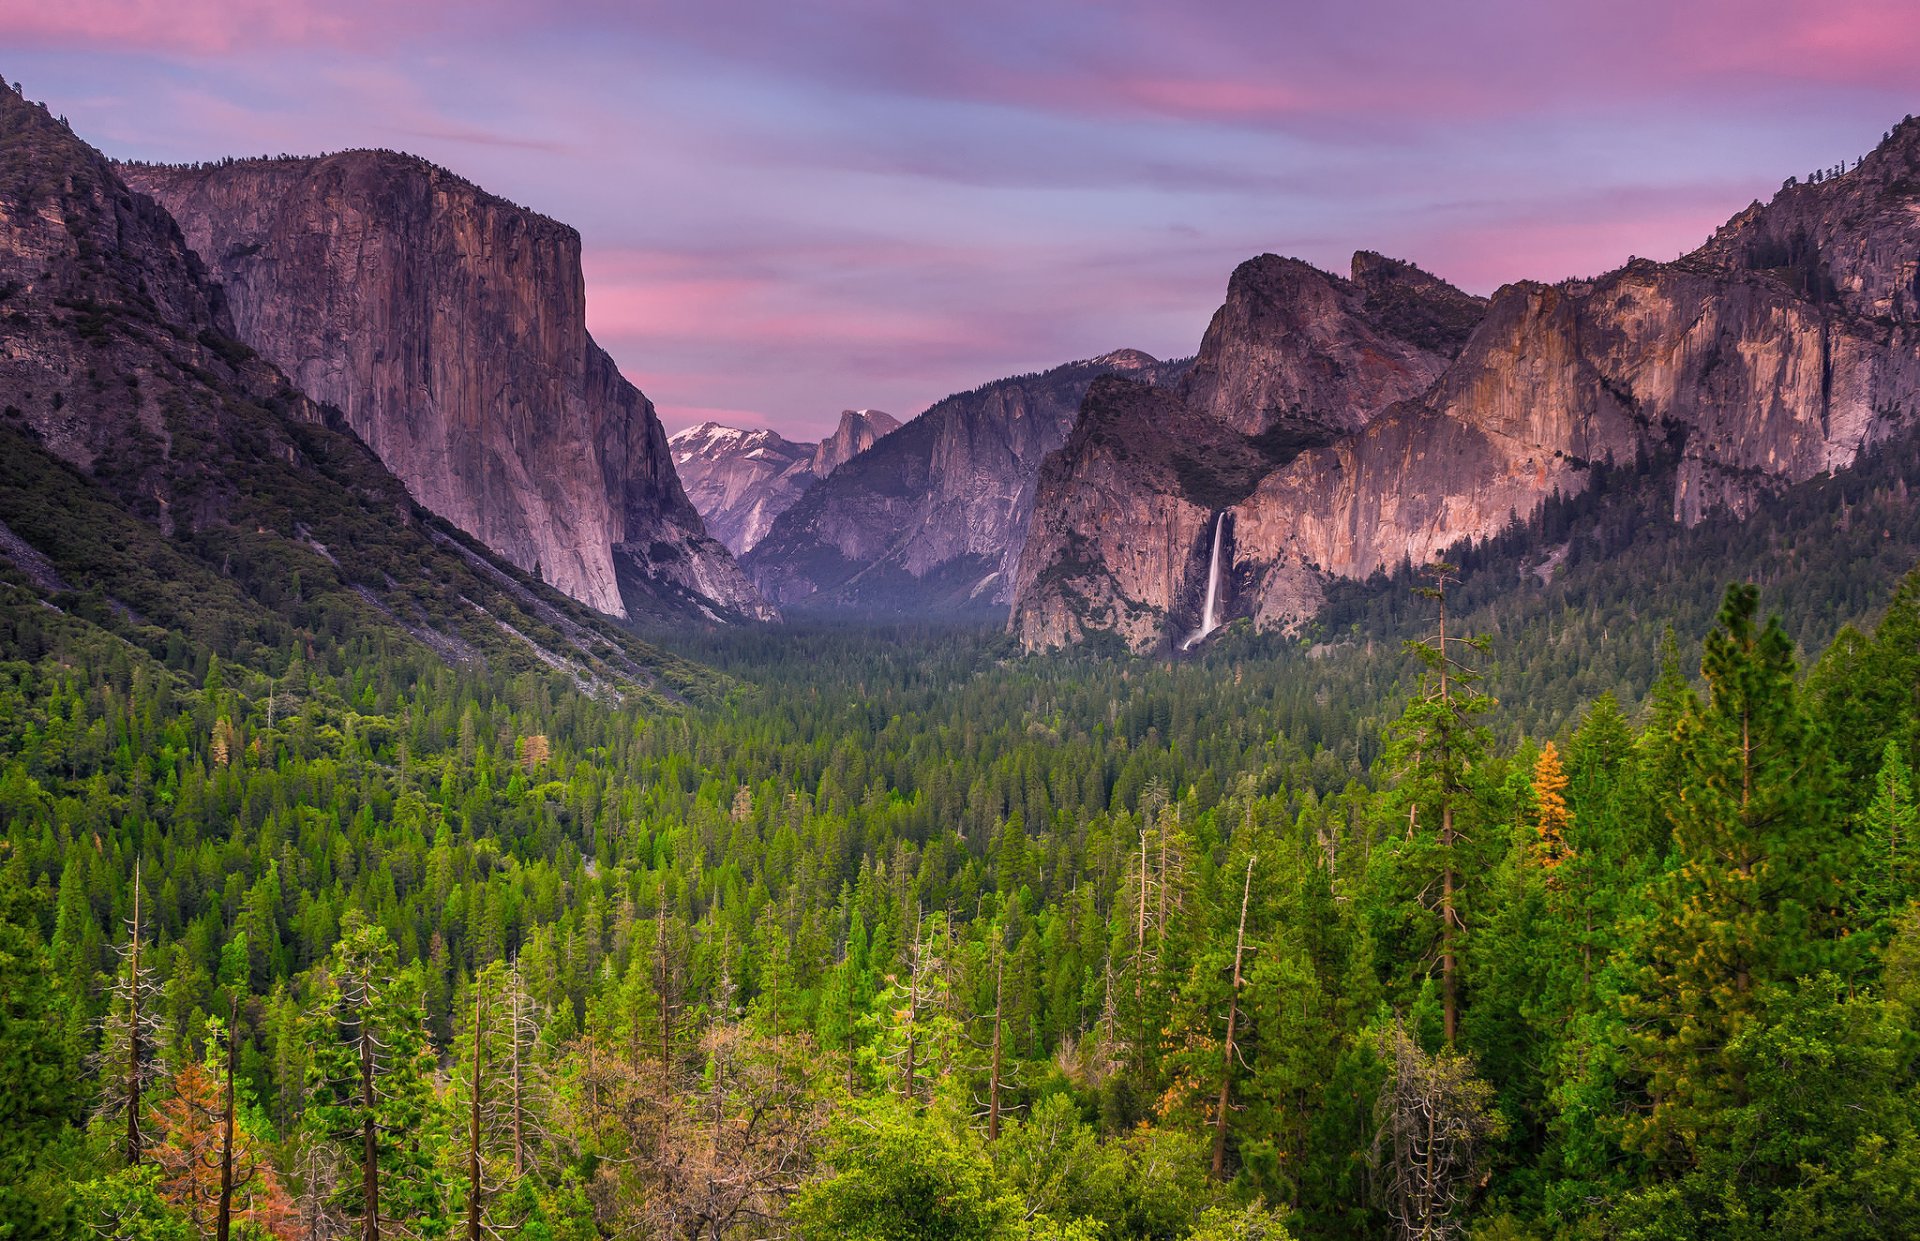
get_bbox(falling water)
[1182,511,1229,651]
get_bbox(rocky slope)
[0,82,705,698]
[670,423,816,555]
[1013,256,1487,648]
[744,350,1187,611]
[1012,121,1920,651]
[671,408,898,556]
[119,152,773,623]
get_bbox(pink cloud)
[3,0,359,55]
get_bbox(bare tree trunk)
[361,1019,380,1241]
[903,930,920,1106]
[1135,828,1148,1003]
[468,979,485,1241]
[1212,856,1254,1180]
[511,974,525,1180]
[988,949,1004,1142]
[1438,585,1458,1048]
[217,995,237,1241]
[126,860,143,1168]
[1442,825,1457,1048]
[657,922,675,1072]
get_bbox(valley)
[3,56,1920,1241]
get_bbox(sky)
[5,1,1917,441]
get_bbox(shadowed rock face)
[670,409,901,557]
[120,153,773,622]
[1012,122,1920,651]
[0,83,310,524]
[1178,252,1485,438]
[744,349,1187,612]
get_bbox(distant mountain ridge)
[1009,120,1920,652]
[670,408,899,555]
[742,349,1189,613]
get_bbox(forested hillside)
[7,446,1920,1239]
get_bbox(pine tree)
[0,857,80,1236]
[1528,743,1572,883]
[305,913,439,1240]
[1856,739,1920,922]
[1386,564,1493,1045]
[1615,583,1853,1165]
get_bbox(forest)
[5,511,1920,1239]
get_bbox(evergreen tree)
[1615,584,1854,1167]
[1384,564,1493,1045]
[1857,739,1920,923]
[305,913,439,1240]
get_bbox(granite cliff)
[743,350,1187,612]
[671,409,898,556]
[0,83,703,696]
[1012,121,1920,651]
[812,408,900,477]
[119,152,773,623]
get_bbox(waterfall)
[1182,511,1229,651]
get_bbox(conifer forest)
[9,537,1920,1240]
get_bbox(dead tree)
[1211,855,1255,1180]
[1372,1022,1504,1241]
[95,858,165,1167]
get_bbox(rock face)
[1013,257,1486,649]
[670,423,817,556]
[0,85,296,523]
[119,153,773,623]
[744,350,1187,611]
[670,409,899,556]
[1011,121,1920,651]
[0,82,694,693]
[1179,252,1484,437]
[812,408,899,477]
[1009,377,1280,651]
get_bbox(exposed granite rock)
[1012,126,1920,652]
[1178,253,1485,437]
[812,408,899,477]
[670,422,818,556]
[120,152,773,622]
[1010,255,1482,649]
[745,349,1187,612]
[0,82,699,693]
[1692,117,1920,324]
[1009,377,1277,651]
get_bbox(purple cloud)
[5,1,1915,439]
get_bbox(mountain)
[1013,254,1488,650]
[743,349,1188,612]
[117,151,774,624]
[670,408,898,556]
[1011,123,1920,652]
[1178,251,1486,439]
[0,82,707,699]
[811,407,900,477]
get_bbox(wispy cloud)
[7,0,1915,435]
